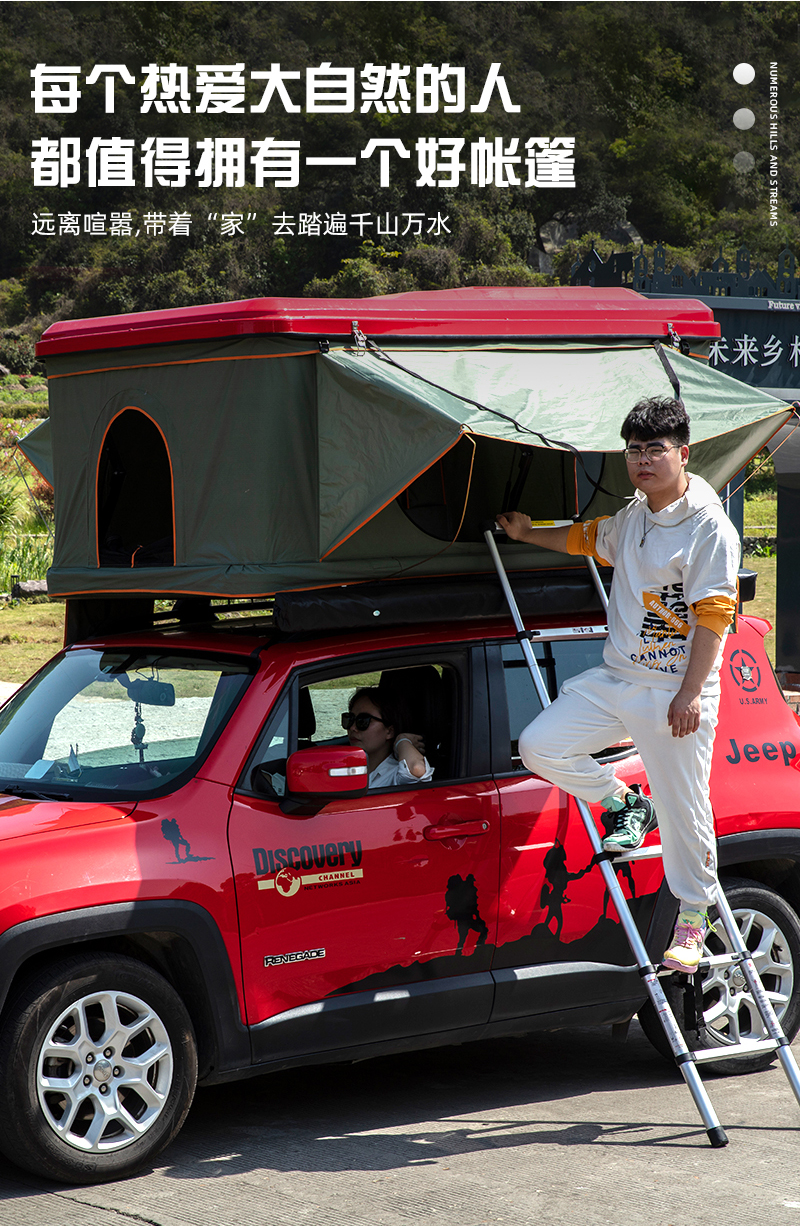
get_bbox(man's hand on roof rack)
[496,512,572,554]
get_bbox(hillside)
[1,1,798,368]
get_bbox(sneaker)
[601,786,658,854]
[663,910,709,974]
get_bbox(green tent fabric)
[19,415,53,487]
[317,345,789,559]
[19,336,792,599]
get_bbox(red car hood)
[0,794,136,843]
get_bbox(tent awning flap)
[325,345,790,453]
[317,353,462,557]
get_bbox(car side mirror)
[286,746,368,796]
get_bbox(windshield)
[0,647,254,799]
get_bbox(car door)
[228,644,502,1063]
[487,631,664,1022]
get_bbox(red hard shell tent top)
[23,287,790,619]
[36,286,721,354]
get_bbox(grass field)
[0,375,49,523]
[0,532,53,595]
[0,373,47,420]
[744,493,777,531]
[0,599,64,681]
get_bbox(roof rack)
[152,597,276,624]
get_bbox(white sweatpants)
[518,664,719,913]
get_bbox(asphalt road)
[1,1020,800,1226]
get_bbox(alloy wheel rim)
[36,989,173,1153]
[700,906,794,1046]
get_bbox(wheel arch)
[644,829,800,962]
[718,829,800,917]
[0,900,250,1082]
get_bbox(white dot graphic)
[733,108,756,130]
[733,63,755,85]
[733,151,755,172]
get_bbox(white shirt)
[589,474,740,691]
[369,754,434,789]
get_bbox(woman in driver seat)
[343,687,434,788]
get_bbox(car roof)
[65,609,608,661]
[66,625,269,657]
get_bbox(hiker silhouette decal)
[445,873,489,955]
[161,818,213,863]
[539,839,592,938]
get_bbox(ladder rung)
[608,843,663,863]
[698,953,740,970]
[691,1038,780,1062]
[657,953,745,975]
[656,951,744,970]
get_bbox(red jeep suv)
[0,571,798,1184]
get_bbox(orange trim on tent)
[17,453,51,488]
[95,406,177,569]
[723,409,799,500]
[48,350,318,380]
[318,431,466,560]
[51,561,598,602]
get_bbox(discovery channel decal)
[252,840,364,897]
[1,2,798,325]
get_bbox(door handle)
[423,819,490,841]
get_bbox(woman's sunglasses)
[341,712,386,731]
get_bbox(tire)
[638,877,800,1074]
[0,953,198,1184]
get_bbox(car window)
[0,647,253,799]
[243,657,463,797]
[244,694,290,797]
[501,638,610,769]
[304,663,456,782]
[304,671,379,747]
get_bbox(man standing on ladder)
[497,396,741,976]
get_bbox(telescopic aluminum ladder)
[483,521,800,1147]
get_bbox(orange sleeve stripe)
[566,518,612,567]
[692,594,737,638]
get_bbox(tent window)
[396,436,580,543]
[97,409,174,567]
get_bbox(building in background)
[572,243,800,679]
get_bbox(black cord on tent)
[362,336,625,503]
[578,453,608,518]
[503,445,536,513]
[653,340,684,406]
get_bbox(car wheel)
[0,953,197,1184]
[638,877,800,1074]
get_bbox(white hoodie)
[567,473,741,692]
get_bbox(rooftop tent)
[26,287,791,601]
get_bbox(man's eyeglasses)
[342,712,386,731]
[623,444,678,463]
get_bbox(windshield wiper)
[1,784,73,801]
